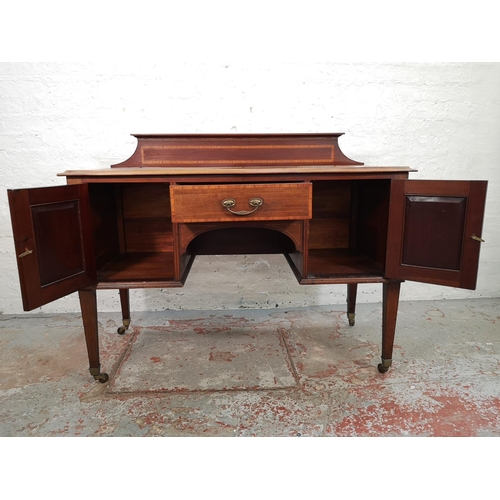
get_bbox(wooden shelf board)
[97,252,177,284]
[307,248,384,279]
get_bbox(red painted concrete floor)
[0,298,499,437]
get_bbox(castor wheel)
[347,313,355,327]
[96,373,109,383]
[89,367,109,383]
[377,363,390,374]
[117,319,130,335]
[377,358,392,374]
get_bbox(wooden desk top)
[59,166,416,178]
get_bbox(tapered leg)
[378,280,402,374]
[79,287,108,383]
[117,288,131,334]
[346,283,358,326]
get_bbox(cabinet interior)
[306,179,390,280]
[90,183,176,286]
[88,179,391,286]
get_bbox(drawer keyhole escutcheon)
[222,197,264,216]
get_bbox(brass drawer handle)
[222,197,264,216]
[471,235,485,243]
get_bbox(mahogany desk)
[8,134,487,383]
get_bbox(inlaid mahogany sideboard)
[8,134,487,383]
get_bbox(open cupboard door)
[386,180,487,290]
[8,184,96,310]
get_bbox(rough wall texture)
[1,62,499,314]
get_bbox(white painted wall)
[1,62,499,314]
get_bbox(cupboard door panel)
[32,200,87,285]
[386,180,487,289]
[8,185,96,310]
[401,195,466,270]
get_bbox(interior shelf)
[97,252,178,287]
[307,248,384,279]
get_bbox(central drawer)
[170,183,312,223]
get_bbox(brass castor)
[347,313,355,326]
[377,358,392,374]
[377,363,390,374]
[117,319,131,335]
[90,367,109,383]
[96,373,109,383]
